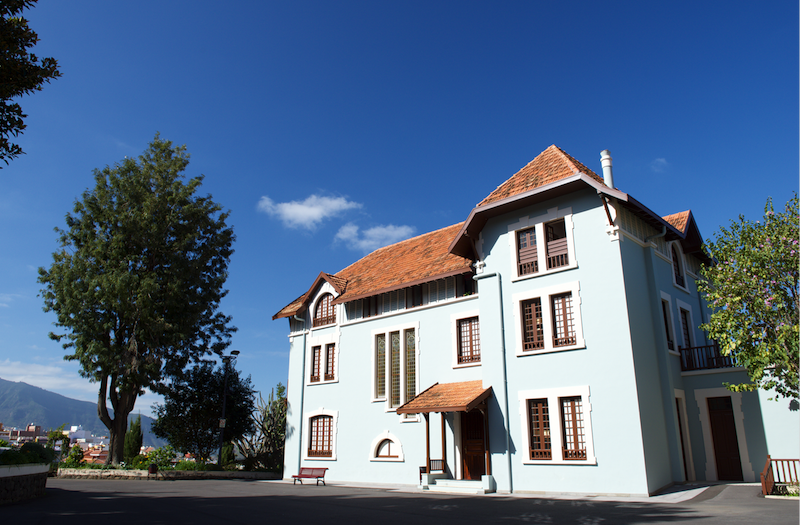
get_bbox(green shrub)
[130,454,150,470]
[147,445,177,470]
[174,460,205,471]
[62,444,85,468]
[0,442,56,465]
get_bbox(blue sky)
[0,1,797,420]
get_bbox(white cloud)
[335,223,416,253]
[650,158,669,173]
[0,293,22,307]
[257,194,362,230]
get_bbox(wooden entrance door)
[461,410,485,481]
[707,396,743,481]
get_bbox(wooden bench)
[292,467,328,485]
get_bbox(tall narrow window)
[375,334,386,398]
[517,227,538,276]
[457,317,481,364]
[560,396,586,460]
[662,301,675,351]
[313,293,336,327]
[390,331,401,408]
[522,298,544,351]
[310,346,321,382]
[324,343,335,381]
[405,329,416,406]
[308,415,333,457]
[552,293,576,347]
[545,219,569,269]
[680,309,692,348]
[528,399,551,460]
[672,246,685,288]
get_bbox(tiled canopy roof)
[396,380,492,414]
[478,145,606,207]
[662,210,691,235]
[273,223,473,319]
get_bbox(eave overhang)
[396,381,493,414]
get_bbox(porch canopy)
[397,381,492,478]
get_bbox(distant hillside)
[0,377,166,448]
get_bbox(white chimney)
[600,150,614,189]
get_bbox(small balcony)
[679,343,736,372]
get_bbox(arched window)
[313,293,336,327]
[376,439,398,458]
[308,415,333,457]
[370,431,404,462]
[671,245,685,288]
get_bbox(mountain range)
[0,377,166,448]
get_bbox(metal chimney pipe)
[600,150,614,189]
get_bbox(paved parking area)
[6,478,798,524]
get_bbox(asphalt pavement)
[6,478,798,525]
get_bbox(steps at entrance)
[425,479,486,494]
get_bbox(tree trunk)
[97,373,137,465]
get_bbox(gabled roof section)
[662,210,691,234]
[332,222,473,304]
[478,145,606,207]
[396,380,492,414]
[273,223,474,319]
[662,210,706,257]
[272,272,347,320]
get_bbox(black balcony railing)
[679,343,736,371]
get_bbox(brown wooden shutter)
[546,220,569,269]
[517,228,538,275]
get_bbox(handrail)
[679,343,736,371]
[761,455,800,495]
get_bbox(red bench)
[292,467,328,485]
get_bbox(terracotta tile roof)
[396,380,492,414]
[478,145,606,207]
[662,210,691,235]
[332,222,473,303]
[273,223,473,319]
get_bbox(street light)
[218,350,240,465]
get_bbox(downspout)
[473,271,513,494]
[293,314,307,474]
[644,225,667,244]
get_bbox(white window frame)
[306,331,339,386]
[518,385,596,465]
[310,282,340,332]
[674,389,696,481]
[303,408,338,461]
[451,309,481,368]
[512,281,585,357]
[508,206,578,281]
[370,322,420,421]
[369,431,405,462]
[660,292,680,356]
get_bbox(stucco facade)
[275,145,797,496]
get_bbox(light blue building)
[274,145,797,496]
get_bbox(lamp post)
[218,350,240,465]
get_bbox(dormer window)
[671,245,685,288]
[313,293,336,327]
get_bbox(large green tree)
[699,194,799,400]
[0,0,61,165]
[152,361,255,463]
[38,135,236,464]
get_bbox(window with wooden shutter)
[324,343,335,381]
[308,415,333,457]
[522,298,544,351]
[551,293,576,347]
[310,346,321,382]
[313,293,336,327]
[545,219,569,270]
[517,227,538,276]
[672,246,685,288]
[457,317,481,364]
[528,399,551,460]
[662,301,675,351]
[375,334,386,399]
[560,396,587,460]
[680,309,692,348]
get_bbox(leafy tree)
[45,423,70,461]
[699,194,799,400]
[147,445,177,469]
[0,0,61,165]
[38,135,236,464]
[124,414,143,463]
[236,383,287,472]
[152,361,255,464]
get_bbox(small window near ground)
[376,439,397,458]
